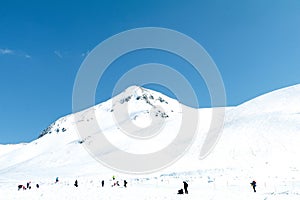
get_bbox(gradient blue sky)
[1,0,300,144]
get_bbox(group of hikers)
[18,177,257,194]
[57,176,128,188]
[177,180,257,195]
[111,175,128,188]
[17,181,39,191]
[177,181,189,194]
[18,175,128,191]
[56,177,80,187]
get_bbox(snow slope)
[1,85,300,199]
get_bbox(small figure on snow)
[55,177,59,183]
[36,184,39,189]
[18,185,25,191]
[74,180,78,187]
[177,188,184,194]
[124,180,128,188]
[183,181,188,194]
[112,180,120,187]
[101,180,104,187]
[26,181,31,189]
[250,180,257,192]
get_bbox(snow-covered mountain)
[1,84,300,200]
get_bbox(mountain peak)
[38,86,180,139]
[111,85,175,107]
[120,85,148,99]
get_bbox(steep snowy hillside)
[219,84,300,169]
[0,86,194,178]
[1,84,300,200]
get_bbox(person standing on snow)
[74,180,78,187]
[250,180,257,192]
[26,181,31,189]
[183,181,188,194]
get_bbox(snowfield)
[1,85,300,199]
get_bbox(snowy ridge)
[1,84,300,199]
[236,84,300,115]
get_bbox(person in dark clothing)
[36,184,39,189]
[250,180,256,192]
[124,180,128,188]
[26,182,30,189]
[183,181,188,194]
[55,177,59,183]
[18,185,23,191]
[74,180,78,187]
[101,180,104,187]
[177,188,184,194]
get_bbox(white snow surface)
[1,85,300,199]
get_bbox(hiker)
[18,185,24,191]
[55,177,59,183]
[124,180,127,188]
[183,181,188,194]
[112,180,120,187]
[177,188,184,194]
[36,184,39,189]
[112,175,116,180]
[74,180,78,187]
[250,180,257,192]
[101,180,104,187]
[26,182,31,189]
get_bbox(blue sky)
[0,0,300,144]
